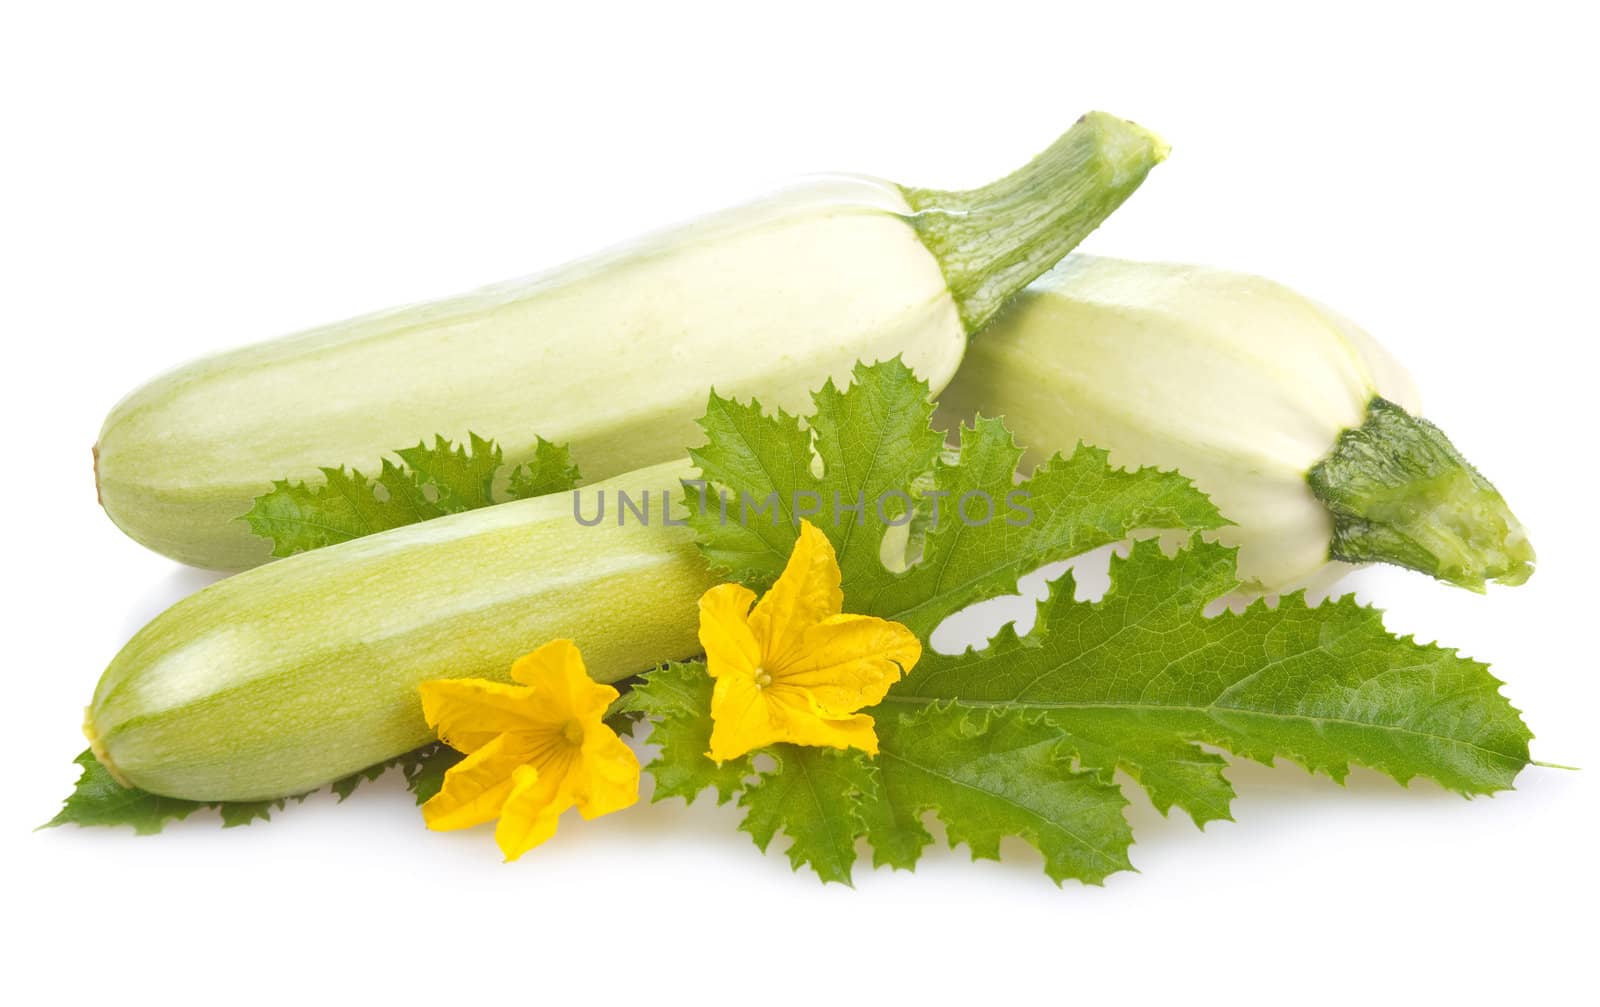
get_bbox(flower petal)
[773,613,922,713]
[573,730,641,820]
[707,671,784,763]
[494,764,571,861]
[749,521,843,667]
[764,686,880,755]
[707,678,882,761]
[509,638,618,722]
[422,732,540,832]
[698,582,761,680]
[418,678,541,754]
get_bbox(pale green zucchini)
[96,113,1166,570]
[938,256,1534,593]
[87,461,706,801]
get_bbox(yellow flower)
[418,639,639,861]
[699,519,922,762]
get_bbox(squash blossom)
[699,520,922,762]
[418,639,639,861]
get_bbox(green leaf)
[861,419,1227,637]
[330,761,394,802]
[217,800,287,828]
[328,742,463,807]
[325,743,462,804]
[688,359,1227,637]
[47,744,465,834]
[43,751,308,833]
[506,438,583,500]
[738,746,878,886]
[43,751,209,835]
[401,744,463,806]
[624,662,752,805]
[394,433,501,511]
[686,357,945,586]
[868,705,1134,884]
[881,538,1531,814]
[242,433,579,557]
[660,358,1534,885]
[629,662,876,881]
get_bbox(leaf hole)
[927,542,1125,656]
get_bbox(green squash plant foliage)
[622,360,1532,885]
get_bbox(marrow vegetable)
[937,256,1534,593]
[94,113,1166,570]
[85,461,706,801]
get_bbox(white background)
[3,2,1595,1003]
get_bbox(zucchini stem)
[902,111,1168,334]
[1308,398,1535,591]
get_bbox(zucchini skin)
[94,114,1169,571]
[95,178,966,570]
[87,461,710,801]
[938,256,1423,595]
